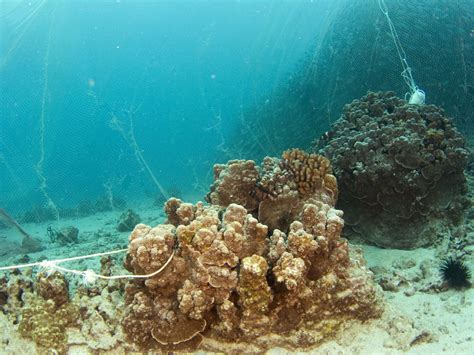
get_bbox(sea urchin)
[439,256,471,289]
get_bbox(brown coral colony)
[282,149,339,206]
[122,149,381,351]
[317,91,469,249]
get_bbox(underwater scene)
[0,0,473,353]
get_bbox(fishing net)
[0,1,328,222]
[230,0,473,159]
[0,0,472,224]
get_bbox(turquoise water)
[0,1,329,215]
[1,1,472,219]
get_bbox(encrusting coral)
[121,154,382,352]
[36,271,70,307]
[315,91,470,249]
[18,296,80,353]
[2,270,80,354]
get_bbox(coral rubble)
[316,91,470,249]
[117,209,142,232]
[48,226,79,245]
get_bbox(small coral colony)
[1,92,471,352]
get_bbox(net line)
[377,0,424,103]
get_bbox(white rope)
[52,251,175,284]
[0,248,175,285]
[377,0,425,104]
[0,248,128,271]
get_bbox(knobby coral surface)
[18,296,80,353]
[122,195,381,352]
[2,271,80,354]
[316,91,470,248]
[1,258,129,354]
[206,149,338,233]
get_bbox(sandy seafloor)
[0,187,473,354]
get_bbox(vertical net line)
[109,110,169,200]
[34,4,59,220]
[377,0,423,101]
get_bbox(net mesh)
[230,0,473,159]
[0,0,472,223]
[0,1,327,222]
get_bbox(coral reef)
[69,275,126,351]
[316,91,470,248]
[207,159,260,211]
[0,258,130,353]
[206,149,338,233]
[36,271,70,307]
[18,296,80,353]
[0,271,34,319]
[0,269,79,353]
[0,151,384,353]
[122,195,381,352]
[117,209,141,232]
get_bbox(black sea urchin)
[439,257,471,289]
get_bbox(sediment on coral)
[122,193,382,352]
[315,91,470,249]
